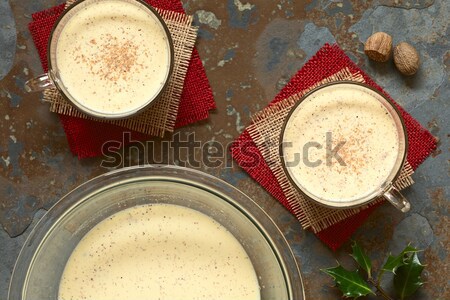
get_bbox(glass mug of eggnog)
[281,81,410,212]
[25,0,174,119]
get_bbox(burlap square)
[247,67,414,233]
[43,0,198,137]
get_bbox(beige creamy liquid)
[283,84,400,203]
[58,204,260,300]
[56,0,171,114]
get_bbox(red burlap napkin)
[29,0,215,158]
[231,44,437,250]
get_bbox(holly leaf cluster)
[322,242,425,299]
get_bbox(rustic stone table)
[0,0,448,298]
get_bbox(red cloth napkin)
[29,0,215,158]
[231,44,437,250]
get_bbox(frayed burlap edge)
[247,67,414,232]
[43,1,198,137]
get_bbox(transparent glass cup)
[280,81,410,212]
[25,0,174,119]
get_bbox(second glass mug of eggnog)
[280,81,410,212]
[25,0,174,119]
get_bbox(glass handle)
[24,73,54,92]
[383,185,410,213]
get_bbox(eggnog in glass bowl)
[25,0,174,119]
[281,82,410,212]
[8,165,305,300]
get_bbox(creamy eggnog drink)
[58,204,260,300]
[55,0,171,116]
[282,83,402,205]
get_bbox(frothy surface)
[283,84,400,203]
[56,0,171,115]
[58,204,260,300]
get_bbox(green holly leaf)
[350,241,372,278]
[321,265,375,298]
[382,254,402,274]
[394,252,425,299]
[382,245,419,274]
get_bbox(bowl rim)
[8,165,305,300]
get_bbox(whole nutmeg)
[364,32,392,62]
[394,42,420,75]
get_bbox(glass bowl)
[8,165,305,300]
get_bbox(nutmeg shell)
[364,32,392,62]
[394,42,420,76]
